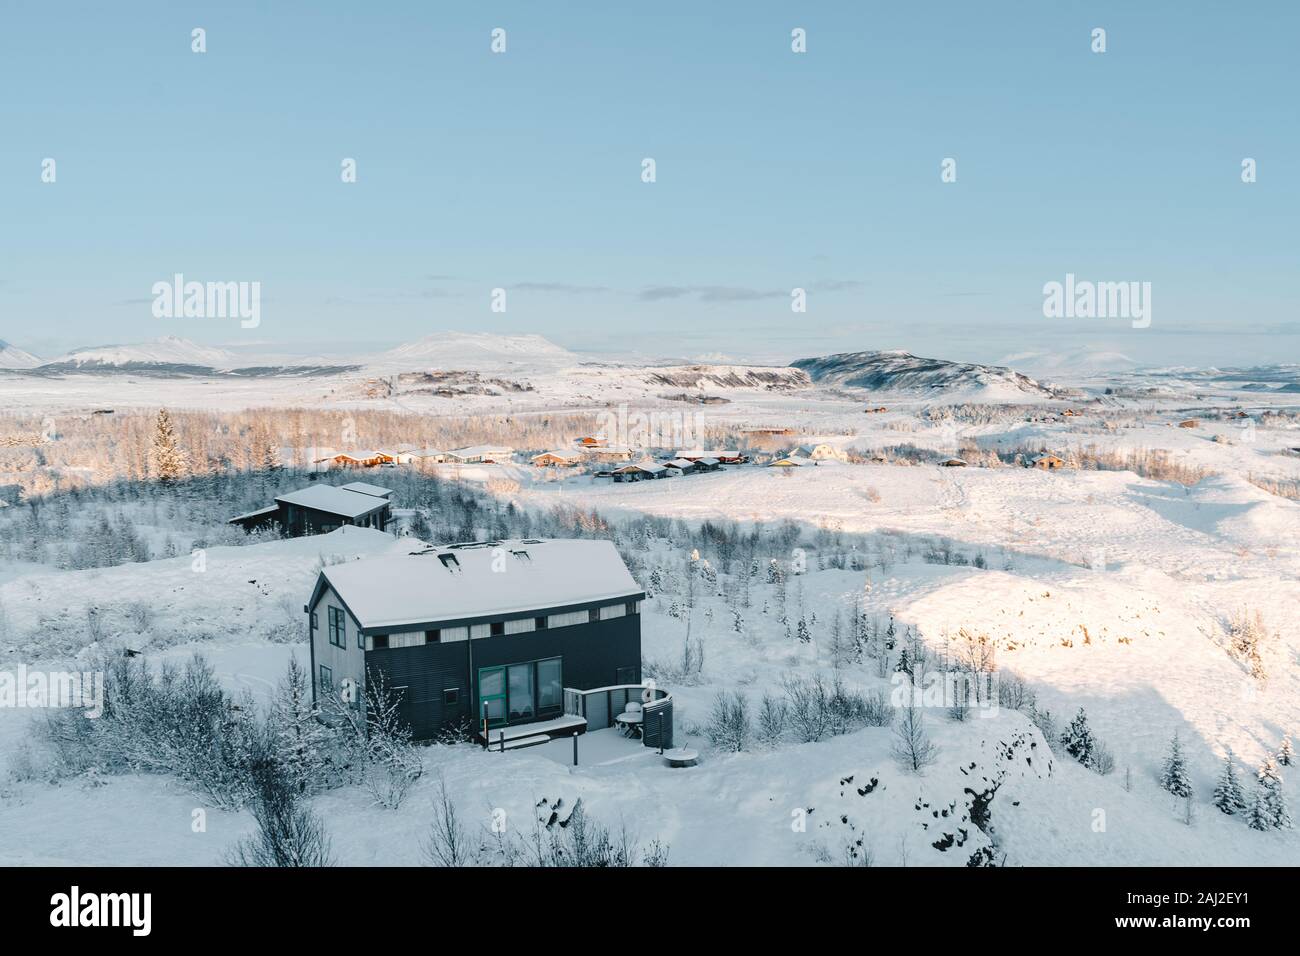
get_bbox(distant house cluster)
[600,449,746,483]
[315,445,514,469]
[230,482,394,537]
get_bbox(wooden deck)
[478,714,588,750]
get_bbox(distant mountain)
[998,347,1139,376]
[642,364,810,391]
[791,349,1057,398]
[378,331,576,368]
[0,339,40,369]
[45,336,237,369]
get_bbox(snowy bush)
[706,691,752,752]
[226,745,334,867]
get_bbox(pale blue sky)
[1,1,1296,367]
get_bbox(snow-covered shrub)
[756,692,788,748]
[226,745,334,867]
[324,667,423,809]
[706,691,751,752]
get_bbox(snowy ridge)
[44,336,238,369]
[791,350,1057,400]
[377,331,577,369]
[0,339,41,369]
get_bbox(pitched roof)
[275,484,391,518]
[318,538,644,630]
[338,482,394,498]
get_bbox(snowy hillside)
[0,339,40,370]
[42,336,238,370]
[792,350,1059,401]
[377,332,578,369]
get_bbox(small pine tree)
[894,647,912,679]
[150,408,188,482]
[1159,732,1193,799]
[1060,708,1097,769]
[1256,757,1291,829]
[1212,748,1248,816]
[269,656,335,795]
[1278,735,1294,768]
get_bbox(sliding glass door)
[478,657,562,727]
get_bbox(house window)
[444,688,460,706]
[372,634,389,650]
[328,607,346,648]
[310,611,318,631]
[535,616,548,630]
[425,629,441,644]
[319,665,333,692]
[588,608,600,624]
[490,621,505,637]
[625,602,637,616]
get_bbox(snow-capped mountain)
[44,336,238,369]
[377,331,577,369]
[791,349,1058,398]
[0,339,41,369]
[998,347,1140,376]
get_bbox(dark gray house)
[229,482,393,537]
[306,538,647,744]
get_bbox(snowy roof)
[333,450,392,460]
[275,485,391,518]
[339,482,394,498]
[771,455,814,467]
[696,457,721,467]
[228,504,281,523]
[665,458,697,469]
[317,538,644,630]
[448,445,513,457]
[533,450,581,461]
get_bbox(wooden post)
[499,730,505,753]
[658,711,665,755]
[572,731,579,767]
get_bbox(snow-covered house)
[306,538,646,743]
[791,443,846,462]
[769,454,815,468]
[229,483,393,537]
[611,462,666,482]
[676,449,747,465]
[1029,453,1066,470]
[314,450,396,469]
[446,445,513,464]
[531,450,583,467]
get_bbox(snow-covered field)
[1,340,1298,866]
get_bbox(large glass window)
[507,663,535,722]
[537,658,562,712]
[478,667,506,725]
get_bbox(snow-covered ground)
[1,341,1298,866]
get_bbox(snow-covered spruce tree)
[894,647,912,680]
[1246,789,1272,832]
[1060,708,1097,769]
[268,656,336,795]
[891,701,938,774]
[150,408,188,482]
[1212,748,1248,816]
[1278,735,1294,768]
[1255,757,1291,829]
[1159,732,1193,799]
